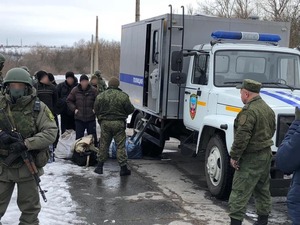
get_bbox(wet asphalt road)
[68,160,200,225]
[67,139,291,225]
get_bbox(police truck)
[120,6,297,199]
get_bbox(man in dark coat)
[56,71,78,134]
[34,70,58,161]
[276,107,300,225]
[67,74,98,145]
[34,71,58,115]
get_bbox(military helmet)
[4,68,33,87]
[20,66,30,73]
[94,70,102,76]
[0,53,5,64]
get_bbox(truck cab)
[179,33,300,198]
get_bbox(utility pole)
[135,0,140,22]
[90,35,94,76]
[94,16,99,72]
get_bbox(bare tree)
[198,0,256,18]
[234,0,255,18]
[186,3,195,15]
[259,0,290,21]
[197,0,300,47]
[1,39,121,78]
[259,0,300,47]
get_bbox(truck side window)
[152,31,159,64]
[192,54,209,85]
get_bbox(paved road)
[67,139,291,225]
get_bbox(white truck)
[120,6,298,199]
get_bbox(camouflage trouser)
[0,164,41,225]
[97,120,127,166]
[228,149,272,221]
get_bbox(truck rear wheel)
[141,138,164,158]
[205,134,233,200]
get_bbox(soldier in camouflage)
[94,77,134,176]
[94,70,107,93]
[229,79,276,225]
[0,68,58,225]
[0,53,6,85]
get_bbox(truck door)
[184,54,210,130]
[145,20,163,114]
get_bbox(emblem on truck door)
[190,94,198,120]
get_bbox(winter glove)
[9,141,27,153]
[0,130,20,145]
[295,107,300,120]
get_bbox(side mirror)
[171,72,187,84]
[171,51,183,71]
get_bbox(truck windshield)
[214,50,300,90]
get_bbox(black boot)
[94,162,104,174]
[120,165,131,176]
[230,218,242,225]
[254,215,268,225]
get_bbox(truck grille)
[276,114,295,147]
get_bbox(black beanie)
[65,71,75,79]
[80,74,89,82]
[36,70,48,82]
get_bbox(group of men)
[0,53,134,225]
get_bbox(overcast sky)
[0,0,199,46]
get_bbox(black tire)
[205,134,234,200]
[141,138,164,158]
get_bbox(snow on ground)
[1,159,92,225]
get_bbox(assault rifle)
[0,109,47,202]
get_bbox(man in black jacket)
[34,70,59,162]
[34,71,58,115]
[56,71,78,134]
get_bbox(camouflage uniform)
[0,69,58,225]
[94,70,107,93]
[0,53,6,86]
[94,82,134,166]
[229,79,276,223]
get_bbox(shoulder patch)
[45,107,55,121]
[239,114,247,126]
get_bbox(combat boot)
[230,218,242,225]
[253,215,268,225]
[120,165,131,176]
[94,162,104,174]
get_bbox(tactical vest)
[0,95,41,167]
[0,95,39,138]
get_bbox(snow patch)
[1,159,88,225]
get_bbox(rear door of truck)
[144,19,164,114]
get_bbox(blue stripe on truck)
[120,73,144,87]
[261,90,300,107]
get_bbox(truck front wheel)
[205,134,233,200]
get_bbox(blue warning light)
[211,31,281,42]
